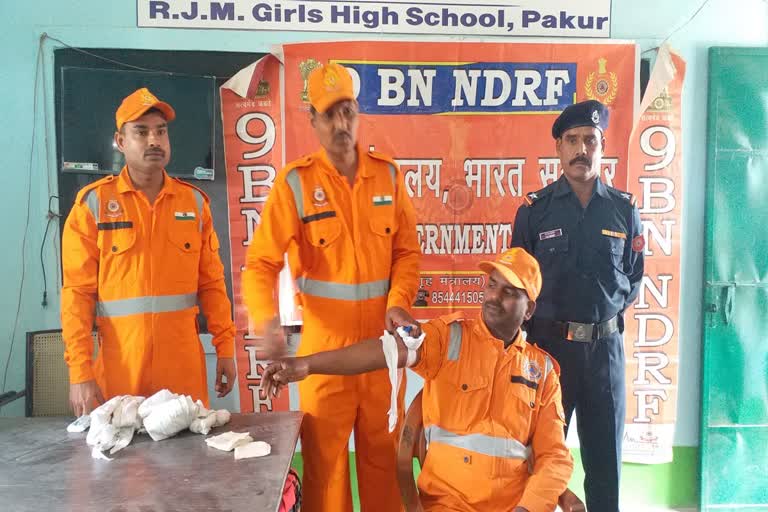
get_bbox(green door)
[701,47,768,511]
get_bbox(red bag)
[279,469,301,512]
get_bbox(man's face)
[311,100,359,155]
[114,111,171,173]
[556,125,605,183]
[481,269,535,338]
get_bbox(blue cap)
[552,100,609,139]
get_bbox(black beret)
[552,100,609,139]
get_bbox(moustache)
[145,149,165,157]
[333,131,351,140]
[570,156,591,167]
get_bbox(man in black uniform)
[512,100,644,512]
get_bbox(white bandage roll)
[381,330,401,433]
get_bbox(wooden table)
[0,412,303,512]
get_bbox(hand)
[215,358,236,397]
[558,488,586,512]
[262,358,310,398]
[385,306,420,336]
[69,380,104,416]
[255,316,287,360]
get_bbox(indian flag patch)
[372,195,393,206]
[175,211,196,221]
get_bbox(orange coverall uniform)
[244,146,421,512]
[413,312,574,511]
[61,167,235,406]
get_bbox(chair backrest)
[25,329,98,417]
[397,390,426,512]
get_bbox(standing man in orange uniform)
[62,88,236,416]
[243,63,421,512]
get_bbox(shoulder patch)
[173,177,210,202]
[527,343,561,376]
[523,188,548,207]
[440,311,465,325]
[75,175,115,203]
[607,186,636,206]
[286,154,314,170]
[367,150,398,167]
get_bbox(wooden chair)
[396,390,426,512]
[395,390,585,512]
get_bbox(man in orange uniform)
[243,63,421,512]
[62,88,236,416]
[261,248,575,511]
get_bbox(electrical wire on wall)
[1,34,44,400]
[41,36,62,298]
[642,0,712,55]
[41,195,61,308]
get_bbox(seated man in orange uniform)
[263,248,582,511]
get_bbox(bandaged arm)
[304,334,416,376]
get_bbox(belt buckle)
[566,322,593,342]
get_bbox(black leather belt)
[533,315,619,342]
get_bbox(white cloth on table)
[83,389,231,460]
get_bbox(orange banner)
[220,55,288,413]
[624,45,685,463]
[282,41,637,318]
[222,44,686,463]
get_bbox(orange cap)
[307,63,356,113]
[478,248,542,301]
[115,87,176,130]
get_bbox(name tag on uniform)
[538,228,563,241]
[601,229,626,239]
[373,195,393,206]
[175,211,196,221]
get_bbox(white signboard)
[137,0,612,37]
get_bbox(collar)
[473,312,527,352]
[317,145,371,178]
[116,166,174,195]
[553,174,609,199]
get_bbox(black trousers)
[531,328,626,512]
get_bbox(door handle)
[722,284,735,325]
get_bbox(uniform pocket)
[304,214,342,248]
[602,236,627,273]
[167,226,202,283]
[501,382,536,444]
[534,234,569,265]
[449,377,491,425]
[369,215,399,237]
[98,225,137,285]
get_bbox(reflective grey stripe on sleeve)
[285,169,304,219]
[447,322,462,361]
[544,355,554,380]
[387,163,396,184]
[96,293,197,318]
[424,425,530,460]
[296,278,390,301]
[84,190,100,224]
[191,188,204,232]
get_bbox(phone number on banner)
[431,291,485,305]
